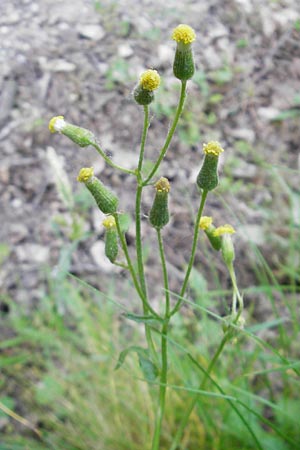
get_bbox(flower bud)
[222,314,245,339]
[103,216,118,263]
[172,24,196,81]
[49,116,95,147]
[149,177,170,229]
[77,167,118,214]
[221,233,235,266]
[213,224,236,266]
[199,216,221,251]
[134,69,160,106]
[197,141,224,191]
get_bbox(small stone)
[77,24,105,41]
[257,107,281,121]
[15,244,50,263]
[40,58,76,72]
[118,44,134,58]
[239,225,265,246]
[90,241,119,273]
[157,45,173,66]
[9,224,28,244]
[229,128,255,143]
[232,161,257,179]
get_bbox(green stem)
[135,105,149,297]
[151,229,170,449]
[92,141,136,175]
[138,105,149,172]
[134,106,158,358]
[151,320,169,450]
[228,263,244,315]
[170,335,228,450]
[157,229,170,315]
[143,81,187,185]
[171,190,208,316]
[113,213,159,319]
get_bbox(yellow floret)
[213,224,235,237]
[203,141,224,156]
[172,24,196,44]
[48,116,65,133]
[77,167,94,183]
[155,177,170,193]
[199,216,213,230]
[140,69,161,91]
[102,215,116,229]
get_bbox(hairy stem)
[170,335,228,450]
[92,141,136,175]
[171,190,208,316]
[113,213,159,319]
[151,229,171,449]
[135,105,158,358]
[143,81,187,185]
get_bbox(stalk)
[135,105,157,358]
[143,81,187,185]
[151,230,170,450]
[171,190,208,316]
[91,141,136,175]
[170,335,228,450]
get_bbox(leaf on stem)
[115,345,159,381]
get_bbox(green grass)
[1,246,300,450]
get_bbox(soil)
[1,0,300,316]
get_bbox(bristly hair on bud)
[77,167,94,183]
[134,69,161,106]
[172,24,196,44]
[149,177,170,229]
[199,216,222,251]
[172,24,196,81]
[213,224,235,237]
[49,116,95,147]
[49,116,66,133]
[77,168,119,214]
[139,69,161,91]
[203,141,224,157]
[154,177,171,193]
[197,141,225,192]
[102,215,116,229]
[199,216,213,230]
[102,216,118,263]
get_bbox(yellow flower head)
[213,224,235,237]
[49,116,66,133]
[102,215,116,229]
[199,216,213,230]
[172,24,196,44]
[155,177,170,193]
[203,141,224,156]
[77,167,94,183]
[139,69,161,91]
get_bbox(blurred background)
[0,0,300,449]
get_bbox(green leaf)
[118,213,131,233]
[123,313,162,326]
[294,19,300,31]
[0,243,10,265]
[114,345,147,370]
[272,109,300,122]
[115,346,159,381]
[247,317,289,333]
[138,354,159,382]
[208,93,224,104]
[35,375,64,406]
[210,66,233,85]
[0,396,15,418]
[0,354,28,368]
